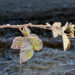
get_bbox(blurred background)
[0,0,75,24]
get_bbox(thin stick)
[20,63,22,75]
[0,23,75,32]
[0,23,74,30]
[0,23,52,30]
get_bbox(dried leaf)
[52,22,62,38]
[29,34,43,51]
[52,29,59,38]
[46,23,51,27]
[62,33,70,51]
[19,27,31,37]
[68,25,74,38]
[52,27,64,38]
[20,42,34,64]
[52,22,61,27]
[62,22,68,31]
[11,36,27,49]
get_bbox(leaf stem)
[20,63,22,75]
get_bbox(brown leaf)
[68,25,75,38]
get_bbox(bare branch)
[0,23,52,30]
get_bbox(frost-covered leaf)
[11,36,27,49]
[52,22,62,38]
[52,22,61,27]
[20,42,34,64]
[52,28,63,38]
[62,22,68,31]
[23,27,31,36]
[62,33,70,51]
[29,34,43,51]
[20,27,31,37]
[52,29,59,38]
[46,23,51,27]
[68,25,74,38]
[29,34,39,38]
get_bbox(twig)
[0,23,52,30]
[20,63,22,75]
[0,23,74,33]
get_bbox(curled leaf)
[68,25,74,38]
[46,23,51,27]
[19,27,31,37]
[11,36,27,49]
[20,42,34,64]
[29,34,43,51]
[62,22,68,31]
[62,33,70,51]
